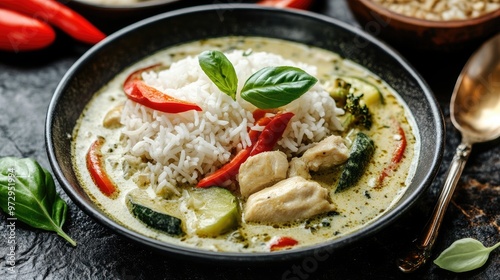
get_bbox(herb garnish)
[434,238,500,272]
[198,50,238,100]
[241,66,317,109]
[0,157,76,246]
[199,51,317,109]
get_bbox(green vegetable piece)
[336,132,375,192]
[0,157,76,246]
[329,78,351,105]
[434,238,500,273]
[190,187,239,237]
[198,50,238,99]
[126,190,183,236]
[343,92,373,130]
[241,66,318,109]
[340,76,385,106]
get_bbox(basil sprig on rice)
[199,50,317,109]
[240,66,317,109]
[199,50,238,100]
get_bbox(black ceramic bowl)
[46,4,444,263]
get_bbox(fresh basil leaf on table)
[241,66,317,109]
[198,50,238,100]
[434,237,500,272]
[0,157,76,246]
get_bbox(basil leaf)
[241,66,318,109]
[198,50,238,100]
[434,238,500,272]
[0,157,76,246]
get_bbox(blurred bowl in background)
[348,0,500,51]
[67,0,214,33]
[69,0,186,17]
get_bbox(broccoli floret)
[329,78,373,130]
[343,92,372,130]
[329,78,351,107]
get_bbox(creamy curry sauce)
[73,37,419,252]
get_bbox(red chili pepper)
[0,8,55,52]
[197,112,274,188]
[86,137,119,198]
[270,236,298,251]
[0,0,105,45]
[252,109,277,122]
[248,115,272,143]
[376,121,407,187]
[123,65,202,114]
[249,112,294,156]
[197,147,251,188]
[197,112,294,188]
[123,64,162,88]
[258,0,313,9]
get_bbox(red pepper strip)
[252,109,277,122]
[197,147,251,188]
[126,80,202,113]
[249,112,294,156]
[248,115,272,143]
[270,236,299,251]
[376,121,407,187]
[197,114,272,188]
[123,64,162,90]
[123,65,202,114]
[86,137,119,198]
[0,0,105,45]
[197,112,294,188]
[258,0,313,9]
[0,8,55,52]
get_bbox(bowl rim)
[46,3,444,263]
[356,0,500,28]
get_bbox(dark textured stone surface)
[0,1,498,279]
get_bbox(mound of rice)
[121,50,344,197]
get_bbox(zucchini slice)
[189,187,239,237]
[336,132,375,192]
[126,189,183,236]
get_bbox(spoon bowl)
[452,34,500,143]
[398,33,500,273]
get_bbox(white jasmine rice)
[120,50,344,197]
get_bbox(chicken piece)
[287,157,311,179]
[244,176,335,223]
[301,135,349,172]
[102,104,124,128]
[238,151,288,198]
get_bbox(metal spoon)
[397,33,500,273]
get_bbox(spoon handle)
[397,142,471,273]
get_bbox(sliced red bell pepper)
[0,8,56,52]
[197,147,251,188]
[248,115,273,144]
[258,0,313,9]
[0,0,105,45]
[249,112,294,156]
[123,65,202,114]
[270,236,298,251]
[252,109,277,122]
[197,112,294,188]
[86,137,119,198]
[376,120,407,187]
[123,64,162,89]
